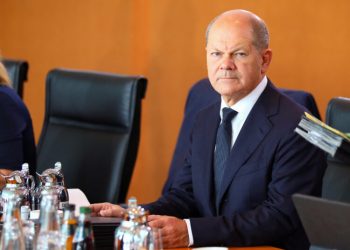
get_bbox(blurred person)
[91,9,326,250]
[0,60,36,187]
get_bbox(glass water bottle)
[72,206,95,250]
[61,204,77,250]
[36,191,64,250]
[0,196,25,250]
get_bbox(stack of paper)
[295,112,350,164]
[67,188,90,216]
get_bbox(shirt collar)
[220,76,268,119]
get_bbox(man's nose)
[219,55,236,70]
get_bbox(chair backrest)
[3,59,29,98]
[322,97,350,202]
[162,78,321,193]
[37,68,147,204]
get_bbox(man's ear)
[261,49,272,74]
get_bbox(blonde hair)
[0,61,11,87]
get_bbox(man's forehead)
[207,25,254,46]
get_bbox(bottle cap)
[21,163,29,172]
[128,197,137,208]
[54,162,62,171]
[124,196,148,223]
[80,206,91,214]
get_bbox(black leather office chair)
[322,97,350,202]
[2,59,29,98]
[36,68,147,204]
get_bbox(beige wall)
[1,0,349,203]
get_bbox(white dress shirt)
[184,76,268,246]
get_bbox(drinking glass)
[148,228,163,250]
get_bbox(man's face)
[206,19,271,105]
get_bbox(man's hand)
[147,215,189,248]
[0,169,13,189]
[90,202,125,217]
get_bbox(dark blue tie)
[214,107,238,196]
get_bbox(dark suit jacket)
[0,85,36,175]
[163,78,322,194]
[147,81,326,249]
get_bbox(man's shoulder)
[265,81,306,115]
[248,81,305,133]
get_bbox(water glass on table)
[148,228,163,250]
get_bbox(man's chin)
[215,78,240,89]
[213,84,242,97]
[216,88,240,97]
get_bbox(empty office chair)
[163,78,321,193]
[2,59,29,98]
[36,68,147,204]
[322,97,350,202]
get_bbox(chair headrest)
[46,69,147,129]
[326,97,350,133]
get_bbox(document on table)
[68,188,90,215]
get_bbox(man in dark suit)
[91,9,326,249]
[162,78,322,194]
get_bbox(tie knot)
[222,107,237,124]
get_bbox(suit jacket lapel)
[195,101,220,215]
[216,82,279,207]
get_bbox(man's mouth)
[217,76,239,81]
